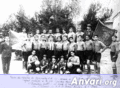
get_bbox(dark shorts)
[67,65,80,74]
[85,50,93,62]
[22,52,28,62]
[62,50,68,60]
[94,52,101,63]
[76,51,84,64]
[110,52,117,62]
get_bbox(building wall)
[113,13,120,40]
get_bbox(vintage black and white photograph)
[0,0,120,74]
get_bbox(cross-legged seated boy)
[58,56,66,74]
[41,55,49,74]
[48,56,59,74]
[27,50,40,73]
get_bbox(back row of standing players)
[20,26,107,74]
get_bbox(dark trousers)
[62,50,68,61]
[40,48,47,61]
[68,65,80,74]
[22,52,28,69]
[47,50,54,61]
[110,52,117,62]
[85,50,93,63]
[76,51,84,70]
[55,50,62,62]
[1,56,11,74]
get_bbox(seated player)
[58,56,66,74]
[48,56,59,74]
[27,50,40,73]
[67,51,81,74]
[41,55,49,74]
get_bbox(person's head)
[70,51,75,57]
[85,35,90,41]
[56,27,60,33]
[22,28,26,33]
[48,35,54,41]
[77,35,83,41]
[112,35,117,42]
[60,56,64,62]
[5,36,9,42]
[48,29,53,34]
[36,29,40,34]
[43,29,47,34]
[87,26,91,31]
[77,28,81,33]
[69,37,74,43]
[62,36,68,41]
[57,36,62,42]
[32,50,36,55]
[62,29,66,34]
[94,35,98,41]
[34,35,39,41]
[69,27,74,33]
[52,56,56,63]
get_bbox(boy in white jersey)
[34,29,41,40]
[68,27,76,42]
[55,36,63,62]
[33,35,41,61]
[62,35,69,61]
[68,37,76,57]
[76,35,85,71]
[47,35,55,61]
[54,27,61,42]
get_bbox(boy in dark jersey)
[40,55,49,74]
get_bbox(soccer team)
[19,24,110,74]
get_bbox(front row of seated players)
[27,50,82,74]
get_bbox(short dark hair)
[112,35,117,38]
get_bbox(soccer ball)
[36,67,40,72]
[35,61,40,66]
[67,62,73,68]
[76,68,81,73]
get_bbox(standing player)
[34,29,41,40]
[54,27,61,41]
[62,36,69,61]
[68,27,76,42]
[93,35,106,73]
[47,35,55,61]
[54,36,63,62]
[62,29,68,39]
[68,37,76,57]
[33,35,41,61]
[76,35,85,71]
[0,36,12,74]
[84,35,93,73]
[109,35,118,74]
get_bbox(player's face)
[56,28,60,33]
[43,57,46,60]
[32,51,36,55]
[63,36,67,41]
[60,58,64,62]
[43,30,46,33]
[85,36,89,40]
[36,30,40,34]
[71,52,75,56]
[78,36,82,41]
[22,28,26,33]
[49,30,52,34]
[62,29,66,34]
[87,27,91,31]
[70,38,73,42]
[52,58,56,63]
[69,28,73,33]
[57,37,61,42]
[94,36,98,41]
